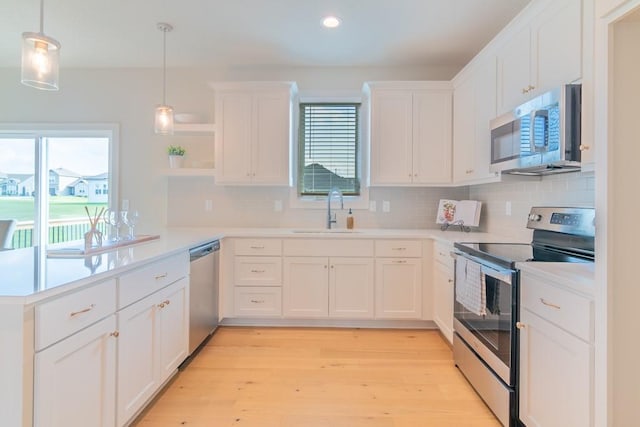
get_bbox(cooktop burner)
[455,242,593,269]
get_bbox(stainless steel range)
[452,206,595,427]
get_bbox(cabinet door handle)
[579,144,590,151]
[448,279,453,284]
[250,269,266,273]
[250,299,265,304]
[392,260,407,264]
[522,87,528,94]
[250,245,265,249]
[516,322,526,329]
[70,304,95,317]
[155,273,168,280]
[110,331,120,338]
[540,298,561,310]
[157,302,165,308]
[157,300,170,309]
[392,247,406,251]
[528,85,535,91]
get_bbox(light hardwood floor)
[134,327,500,427]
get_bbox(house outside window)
[0,125,117,248]
[298,103,360,197]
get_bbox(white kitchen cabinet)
[432,241,454,344]
[375,258,422,319]
[365,82,452,186]
[452,57,499,184]
[283,256,374,319]
[283,257,329,318]
[329,257,375,319]
[117,277,189,427]
[34,315,117,427]
[214,82,296,185]
[232,238,283,317]
[518,272,593,427]
[496,0,582,114]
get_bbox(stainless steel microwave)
[489,84,581,175]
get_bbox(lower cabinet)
[519,309,591,427]
[34,315,117,427]
[117,278,189,426]
[375,258,422,319]
[432,241,455,343]
[283,256,374,319]
[518,271,593,427]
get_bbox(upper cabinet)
[452,56,500,184]
[213,82,297,185]
[364,82,452,186]
[496,0,583,115]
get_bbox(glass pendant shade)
[155,105,174,135]
[21,32,60,91]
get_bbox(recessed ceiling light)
[322,16,341,28]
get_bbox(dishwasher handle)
[189,240,220,261]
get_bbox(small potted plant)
[167,145,186,168]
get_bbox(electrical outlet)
[369,201,377,212]
[274,200,283,212]
[383,200,391,213]
[505,201,512,216]
[204,200,213,212]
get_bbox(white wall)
[610,16,640,426]
[1,64,595,234]
[167,182,469,229]
[0,64,458,231]
[469,172,595,240]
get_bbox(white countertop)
[0,227,522,304]
[517,261,595,295]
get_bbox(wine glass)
[123,210,140,240]
[103,208,122,242]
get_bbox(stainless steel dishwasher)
[188,240,220,354]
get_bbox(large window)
[0,126,117,249]
[298,103,360,196]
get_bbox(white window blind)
[298,103,360,196]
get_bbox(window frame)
[289,94,369,210]
[0,123,119,247]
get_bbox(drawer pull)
[69,304,95,318]
[157,300,170,309]
[110,331,120,338]
[392,260,407,264]
[392,247,407,251]
[540,298,561,310]
[250,299,265,304]
[250,245,265,249]
[250,269,266,273]
[448,279,453,284]
[516,322,526,329]
[155,273,168,280]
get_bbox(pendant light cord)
[39,0,44,33]
[162,27,167,105]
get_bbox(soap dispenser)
[346,208,354,229]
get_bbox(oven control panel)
[526,207,595,236]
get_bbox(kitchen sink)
[291,229,361,234]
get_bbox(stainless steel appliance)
[188,240,220,354]
[490,85,582,176]
[452,206,595,426]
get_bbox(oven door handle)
[481,265,513,285]
[452,250,514,285]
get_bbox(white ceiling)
[0,0,530,69]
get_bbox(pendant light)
[21,0,61,91]
[154,22,174,135]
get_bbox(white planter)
[168,155,184,169]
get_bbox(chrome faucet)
[326,187,344,229]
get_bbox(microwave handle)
[530,109,549,153]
